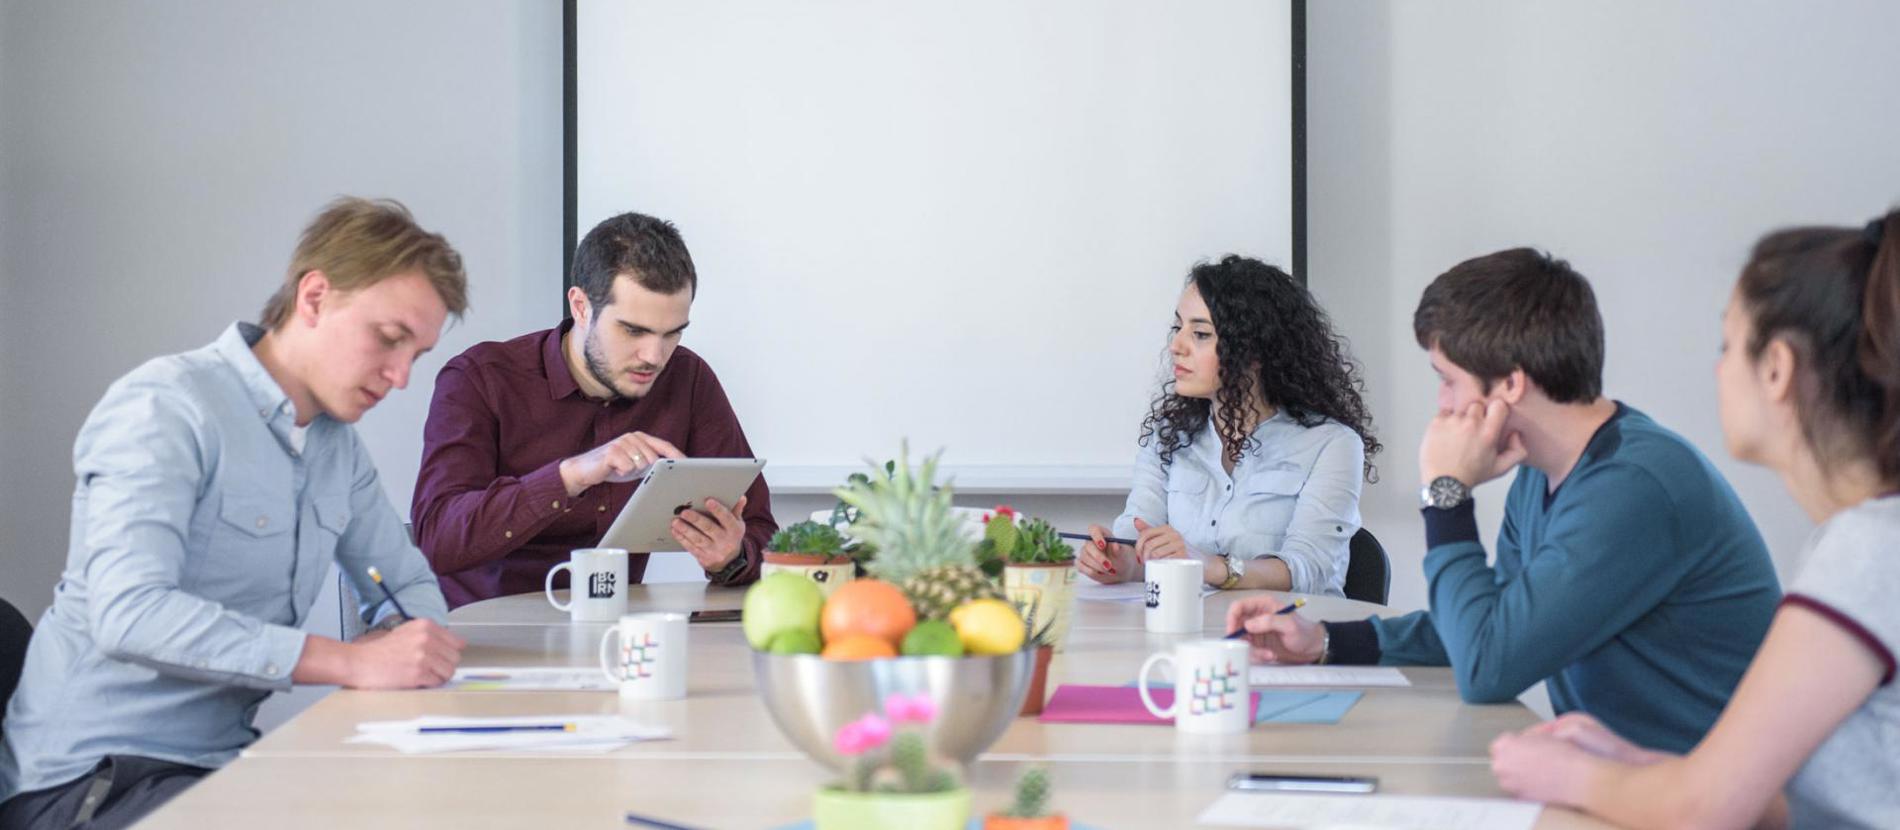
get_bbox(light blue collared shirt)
[0,323,448,798]
[1113,411,1365,595]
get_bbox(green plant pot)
[812,787,972,830]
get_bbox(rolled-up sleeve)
[1268,430,1363,594]
[77,377,307,691]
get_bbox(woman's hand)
[1076,523,1137,583]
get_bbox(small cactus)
[891,732,930,792]
[1008,766,1052,818]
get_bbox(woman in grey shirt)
[1076,256,1379,596]
[1490,211,1900,829]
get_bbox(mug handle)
[546,562,574,612]
[1137,652,1177,719]
[599,626,625,683]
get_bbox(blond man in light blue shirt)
[0,198,469,830]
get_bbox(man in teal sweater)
[1228,248,1781,754]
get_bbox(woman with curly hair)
[1076,255,1379,595]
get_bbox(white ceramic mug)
[1137,638,1251,734]
[1144,558,1203,633]
[599,612,688,700]
[545,548,630,622]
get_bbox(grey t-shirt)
[1783,495,1900,829]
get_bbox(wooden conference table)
[138,585,1611,829]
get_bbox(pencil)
[417,723,576,734]
[1224,598,1307,639]
[365,566,414,622]
[1058,531,1138,546]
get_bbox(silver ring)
[632,452,645,467]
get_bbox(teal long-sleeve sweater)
[1329,404,1781,753]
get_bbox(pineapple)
[902,564,1004,620]
[834,446,1001,619]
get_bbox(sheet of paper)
[1249,666,1411,687]
[1197,792,1540,830]
[1075,581,1219,603]
[447,667,617,692]
[350,714,670,754]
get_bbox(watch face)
[1427,476,1468,508]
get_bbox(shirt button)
[1211,520,1218,526]
[265,663,280,675]
[256,517,269,529]
[598,505,607,512]
[551,501,561,509]
[1226,484,1232,491]
[504,530,514,539]
[258,408,268,418]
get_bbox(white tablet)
[599,458,766,552]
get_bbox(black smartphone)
[1226,772,1378,794]
[688,609,742,623]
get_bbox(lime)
[947,598,1026,656]
[766,628,823,655]
[900,620,965,657]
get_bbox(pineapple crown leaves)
[1007,766,1054,818]
[1013,592,1060,647]
[766,520,849,557]
[833,446,979,584]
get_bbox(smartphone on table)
[1227,772,1378,794]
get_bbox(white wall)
[5,0,1897,729]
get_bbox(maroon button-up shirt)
[411,320,775,608]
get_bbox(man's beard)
[583,325,658,400]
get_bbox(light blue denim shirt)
[0,323,448,798]
[1112,411,1365,595]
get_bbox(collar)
[543,318,584,401]
[213,322,298,423]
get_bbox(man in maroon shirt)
[412,212,776,608]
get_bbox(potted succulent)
[814,693,972,830]
[983,507,1079,651]
[763,521,858,597]
[984,767,1068,830]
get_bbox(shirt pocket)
[196,491,296,610]
[1240,469,1306,536]
[1164,466,1213,526]
[301,495,353,611]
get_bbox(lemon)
[947,598,1026,655]
[900,619,965,657]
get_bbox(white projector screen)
[571,0,1303,492]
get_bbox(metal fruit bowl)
[751,648,1035,770]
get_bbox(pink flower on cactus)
[994,505,1017,519]
[833,713,892,756]
[883,692,938,725]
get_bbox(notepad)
[1039,685,1262,725]
[1249,665,1411,687]
[1198,792,1540,830]
[1111,682,1363,725]
[447,667,617,692]
[350,714,670,754]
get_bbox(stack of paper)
[349,714,671,754]
[1074,581,1219,603]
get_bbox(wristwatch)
[1419,475,1473,510]
[1218,552,1246,590]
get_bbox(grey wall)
[3,1,1898,728]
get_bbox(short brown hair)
[569,211,697,310]
[1413,247,1604,403]
[260,197,468,329]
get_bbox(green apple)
[742,571,825,649]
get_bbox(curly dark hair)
[1138,255,1381,481]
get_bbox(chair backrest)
[1342,528,1391,605]
[0,597,34,735]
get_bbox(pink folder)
[1037,684,1262,724]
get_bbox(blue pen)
[1225,598,1307,639]
[623,812,708,830]
[1058,531,1138,547]
[417,723,576,734]
[365,566,413,622]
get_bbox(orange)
[821,633,899,661]
[819,579,917,648]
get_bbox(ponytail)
[1858,209,1900,481]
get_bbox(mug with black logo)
[545,548,630,622]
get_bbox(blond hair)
[260,197,469,329]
